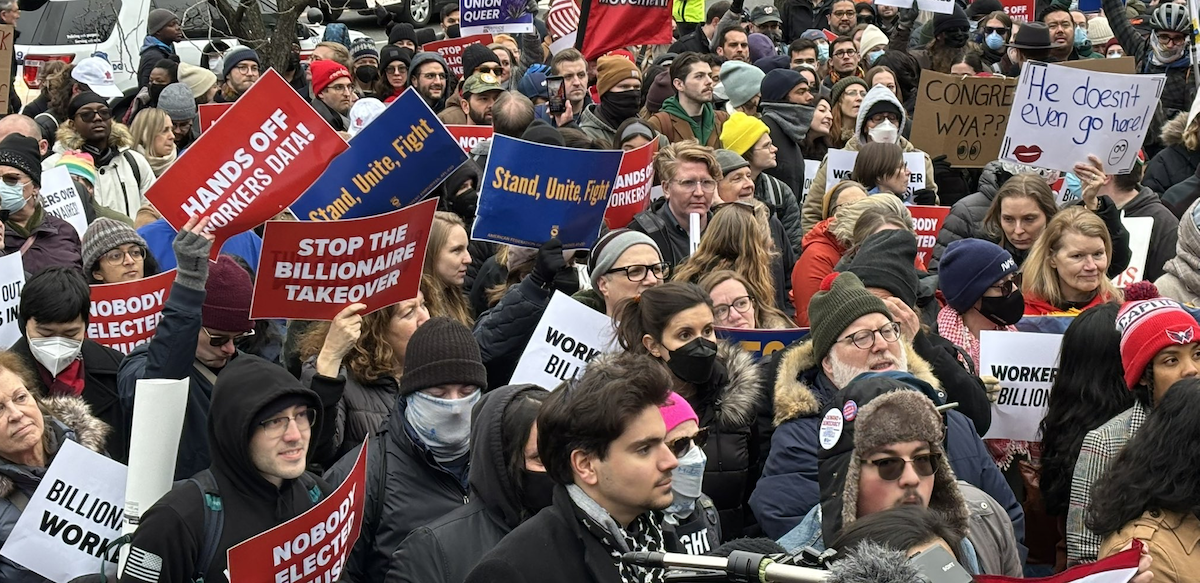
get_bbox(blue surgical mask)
[1073,26,1088,48]
[985,31,1004,50]
[0,182,28,213]
[665,443,707,516]
[867,49,884,64]
[817,43,829,62]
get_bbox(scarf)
[1149,34,1187,67]
[81,142,117,169]
[7,205,45,239]
[567,484,666,583]
[139,145,177,177]
[38,358,85,397]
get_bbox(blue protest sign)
[290,89,466,221]
[472,134,623,250]
[716,327,809,361]
[460,0,536,35]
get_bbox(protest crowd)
[1,0,1200,579]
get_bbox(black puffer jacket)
[1144,112,1200,197]
[930,160,1004,272]
[302,363,399,461]
[474,276,554,389]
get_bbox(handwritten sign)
[911,71,1017,168]
[909,205,950,265]
[38,167,89,239]
[88,270,174,354]
[604,140,657,229]
[981,330,1063,442]
[999,62,1164,174]
[423,34,494,78]
[825,149,926,199]
[873,0,954,14]
[447,124,494,154]
[510,291,619,389]
[0,25,13,114]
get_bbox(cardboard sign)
[0,253,24,349]
[38,166,89,238]
[1001,0,1033,22]
[446,124,494,154]
[423,34,494,78]
[145,70,348,257]
[459,0,536,35]
[0,25,12,114]
[911,71,1018,168]
[252,199,437,320]
[980,330,1064,442]
[873,0,954,14]
[227,442,367,583]
[1111,215,1155,287]
[909,205,950,265]
[290,89,465,221]
[1061,56,1137,75]
[473,134,623,250]
[824,149,926,199]
[197,103,234,132]
[0,441,127,581]
[87,270,174,354]
[999,62,1164,174]
[716,327,809,361]
[604,140,658,229]
[510,291,619,389]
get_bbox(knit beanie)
[389,23,418,46]
[589,229,662,288]
[351,37,379,62]
[399,317,487,396]
[67,91,107,121]
[147,8,178,36]
[461,43,500,77]
[845,229,920,308]
[966,0,1003,19]
[938,238,1017,313]
[646,70,674,114]
[830,76,867,109]
[0,134,42,187]
[521,119,566,146]
[859,24,889,52]
[754,54,792,73]
[808,271,892,361]
[157,83,197,122]
[1087,17,1114,45]
[1117,293,1200,390]
[714,149,750,176]
[660,391,699,432]
[310,59,351,95]
[81,218,146,269]
[933,5,970,37]
[322,23,351,48]
[221,47,260,81]
[748,33,776,63]
[596,54,641,96]
[760,68,804,103]
[54,151,97,186]
[203,256,254,333]
[719,61,766,109]
[380,45,412,72]
[178,62,218,99]
[720,112,770,156]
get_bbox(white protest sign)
[510,291,619,389]
[0,252,25,349]
[0,440,127,581]
[121,378,188,538]
[872,0,954,13]
[980,330,1064,442]
[1111,215,1155,287]
[824,149,926,199]
[38,166,89,238]
[999,62,1164,174]
[802,159,821,197]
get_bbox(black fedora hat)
[1006,22,1067,50]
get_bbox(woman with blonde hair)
[422,212,475,326]
[674,202,786,314]
[1022,207,1123,315]
[821,179,868,222]
[128,108,177,177]
[699,269,792,329]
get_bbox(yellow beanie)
[720,112,770,156]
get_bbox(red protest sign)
[1001,0,1034,22]
[87,270,174,354]
[145,70,348,259]
[227,442,367,583]
[604,140,657,229]
[909,205,950,266]
[423,34,494,78]
[446,125,493,154]
[251,199,438,320]
[197,103,233,133]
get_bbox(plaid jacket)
[1065,402,1149,565]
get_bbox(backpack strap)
[188,470,224,583]
[121,150,144,191]
[652,112,678,143]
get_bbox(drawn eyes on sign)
[1108,139,1129,166]
[956,140,982,161]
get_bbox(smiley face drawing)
[1108,140,1130,167]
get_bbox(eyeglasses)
[673,178,718,193]
[988,273,1022,297]
[1157,33,1187,46]
[421,72,447,80]
[234,63,260,75]
[866,453,941,481]
[666,427,710,458]
[838,321,902,349]
[386,64,408,74]
[605,262,670,282]
[714,296,755,322]
[101,246,145,265]
[842,88,867,98]
[202,327,256,347]
[832,10,856,17]
[868,112,900,125]
[476,66,504,76]
[325,82,355,94]
[258,408,316,438]
[0,174,29,187]
[76,109,112,122]
[833,48,858,58]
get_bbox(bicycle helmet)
[1150,3,1191,34]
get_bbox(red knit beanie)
[1117,292,1200,390]
[311,59,351,96]
[203,256,254,333]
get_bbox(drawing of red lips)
[1012,145,1043,163]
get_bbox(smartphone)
[546,75,566,114]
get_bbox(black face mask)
[355,64,379,84]
[978,290,1025,327]
[449,187,478,221]
[520,469,555,514]
[148,83,166,102]
[666,337,718,385]
[943,31,970,48]
[598,90,642,125]
[287,51,302,74]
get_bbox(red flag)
[976,541,1142,583]
[575,0,672,60]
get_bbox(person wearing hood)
[579,55,642,147]
[889,5,972,73]
[324,317,486,582]
[119,355,337,583]
[1156,200,1200,304]
[1145,111,1200,198]
[0,134,82,274]
[310,60,355,133]
[760,68,815,201]
[801,84,938,234]
[215,47,261,103]
[646,53,729,148]
[387,384,551,583]
[1102,1,1193,125]
[722,112,804,255]
[658,391,723,554]
[774,374,1024,577]
[410,52,453,113]
[138,9,182,88]
[42,92,156,221]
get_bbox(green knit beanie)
[809,272,893,361]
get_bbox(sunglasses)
[866,452,941,481]
[665,427,710,458]
[76,109,113,123]
[202,327,255,347]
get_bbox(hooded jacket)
[43,123,156,221]
[930,160,1006,272]
[647,96,729,148]
[1155,199,1200,304]
[761,101,815,207]
[138,37,174,90]
[409,52,454,113]
[749,337,1024,542]
[1144,112,1200,196]
[386,385,546,583]
[0,396,110,583]
[578,104,618,147]
[1113,187,1178,282]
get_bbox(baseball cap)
[72,57,123,98]
[463,72,504,95]
[751,5,782,25]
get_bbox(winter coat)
[137,38,173,89]
[578,104,617,147]
[0,396,110,583]
[44,123,156,220]
[645,96,729,148]
[761,101,813,208]
[792,217,844,326]
[474,276,556,389]
[628,198,699,269]
[1099,509,1200,582]
[3,208,83,275]
[930,161,1005,272]
[1023,292,1112,316]
[1156,200,1200,305]
[768,214,798,318]
[8,338,127,463]
[755,172,805,256]
[437,100,468,125]
[324,395,471,583]
[1115,187,1178,282]
[1102,0,1194,119]
[387,385,545,583]
[749,337,1024,541]
[1067,403,1147,565]
[666,495,723,555]
[312,97,348,132]
[1144,113,1200,196]
[301,362,399,461]
[780,0,832,43]
[669,27,710,54]
[469,255,507,318]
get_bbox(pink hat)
[660,392,699,432]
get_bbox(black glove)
[912,188,937,206]
[931,154,953,176]
[730,0,745,16]
[898,6,919,27]
[529,238,568,289]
